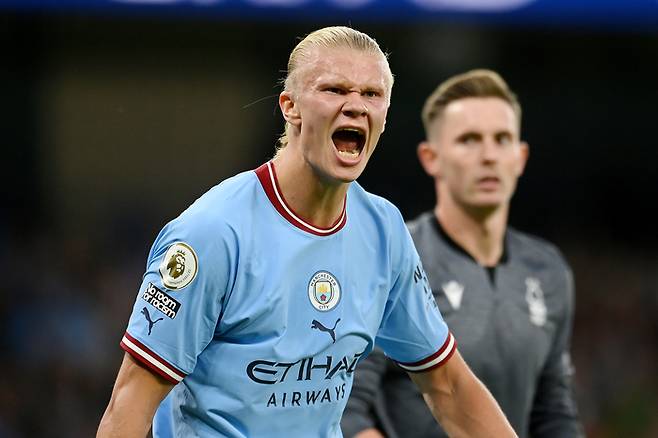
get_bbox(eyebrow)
[494,130,514,139]
[456,131,482,141]
[315,76,386,93]
[455,129,515,140]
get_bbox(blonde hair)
[422,69,521,139]
[277,26,393,150]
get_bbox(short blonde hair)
[422,69,521,139]
[277,26,393,150]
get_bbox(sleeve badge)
[159,242,198,290]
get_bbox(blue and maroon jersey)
[121,161,455,437]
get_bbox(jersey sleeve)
[120,211,236,384]
[375,208,456,373]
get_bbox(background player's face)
[431,97,528,211]
[283,47,390,185]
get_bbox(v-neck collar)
[255,161,347,236]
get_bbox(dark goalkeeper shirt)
[341,212,583,438]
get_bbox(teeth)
[338,150,359,158]
[338,128,364,136]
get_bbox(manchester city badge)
[308,271,341,311]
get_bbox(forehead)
[298,47,391,92]
[440,97,518,134]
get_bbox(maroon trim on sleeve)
[120,332,185,384]
[396,332,457,373]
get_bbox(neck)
[435,194,508,267]
[272,147,348,228]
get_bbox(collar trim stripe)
[255,161,347,236]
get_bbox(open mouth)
[332,128,366,160]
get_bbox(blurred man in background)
[342,69,583,438]
[97,29,516,438]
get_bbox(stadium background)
[1,1,657,436]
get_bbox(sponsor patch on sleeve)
[159,241,198,290]
[142,282,182,319]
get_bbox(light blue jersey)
[121,161,455,437]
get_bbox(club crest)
[308,271,341,311]
[442,280,464,310]
[159,242,198,290]
[525,277,547,326]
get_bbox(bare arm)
[97,353,175,438]
[408,350,517,438]
[354,429,385,438]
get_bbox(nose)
[341,93,368,117]
[481,138,500,163]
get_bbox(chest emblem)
[308,271,341,311]
[442,281,464,310]
[525,277,547,326]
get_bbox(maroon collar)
[254,161,347,236]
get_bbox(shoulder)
[507,227,571,273]
[176,170,257,228]
[404,212,451,263]
[348,184,417,265]
[348,183,406,229]
[158,169,259,251]
[184,170,257,218]
[406,211,436,238]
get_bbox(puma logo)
[311,318,341,343]
[141,307,164,335]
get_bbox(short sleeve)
[120,212,235,384]
[375,209,456,373]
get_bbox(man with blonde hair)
[343,69,583,438]
[97,30,516,438]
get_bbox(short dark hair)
[422,69,521,139]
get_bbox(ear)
[516,141,530,177]
[417,141,440,177]
[279,91,301,127]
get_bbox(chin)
[471,199,506,211]
[333,171,361,184]
[463,193,502,206]
[333,161,367,183]
[317,167,361,186]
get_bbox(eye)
[496,133,513,146]
[363,90,380,98]
[459,133,481,145]
[324,87,346,95]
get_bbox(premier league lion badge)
[308,271,341,311]
[159,242,198,290]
